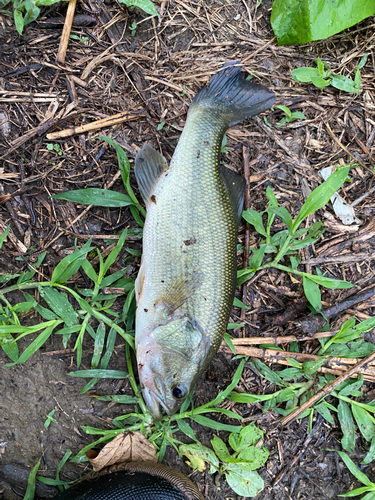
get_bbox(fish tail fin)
[190,61,275,127]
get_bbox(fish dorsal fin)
[134,144,168,206]
[220,165,246,228]
[155,272,203,316]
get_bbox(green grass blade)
[68,369,128,378]
[190,415,242,433]
[53,188,134,208]
[24,457,42,500]
[292,167,350,231]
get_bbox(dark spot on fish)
[215,184,220,191]
[139,364,144,371]
[161,280,164,283]
[196,150,200,158]
[182,250,187,254]
[144,308,148,312]
[183,237,197,246]
[204,140,209,146]
[150,194,157,204]
[139,158,145,163]
[204,297,207,301]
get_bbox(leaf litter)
[0,1,375,499]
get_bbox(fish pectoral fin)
[154,272,203,315]
[134,144,168,206]
[220,165,246,228]
[135,261,145,303]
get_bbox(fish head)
[137,314,211,420]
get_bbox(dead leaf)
[87,432,157,472]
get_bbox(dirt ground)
[1,1,375,499]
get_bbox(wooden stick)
[46,110,140,140]
[56,0,78,65]
[227,331,338,346]
[280,350,375,425]
[221,345,375,376]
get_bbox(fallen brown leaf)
[87,432,157,472]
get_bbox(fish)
[53,461,205,499]
[134,62,275,420]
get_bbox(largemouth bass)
[134,62,275,420]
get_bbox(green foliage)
[271,0,375,46]
[332,450,375,497]
[47,143,63,155]
[292,56,368,93]
[181,423,268,497]
[0,0,67,35]
[240,168,352,317]
[276,105,306,126]
[118,0,158,16]
[1,0,158,34]
[221,134,229,153]
[0,232,136,367]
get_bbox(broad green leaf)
[351,405,375,442]
[211,436,230,462]
[118,0,159,16]
[242,209,267,237]
[303,276,322,313]
[338,400,356,453]
[291,111,306,120]
[331,74,359,93]
[271,0,375,46]
[338,376,364,397]
[24,3,40,24]
[14,9,24,35]
[293,167,350,231]
[53,188,134,208]
[229,422,264,452]
[291,66,321,82]
[236,446,269,470]
[310,76,331,89]
[1,333,19,361]
[225,465,264,497]
[38,286,78,326]
[276,105,292,118]
[334,450,372,487]
[179,443,219,473]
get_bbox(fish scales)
[139,115,234,350]
[134,62,275,419]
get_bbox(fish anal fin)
[220,165,246,228]
[134,144,168,206]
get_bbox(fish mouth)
[142,385,174,421]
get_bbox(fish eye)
[172,385,188,400]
